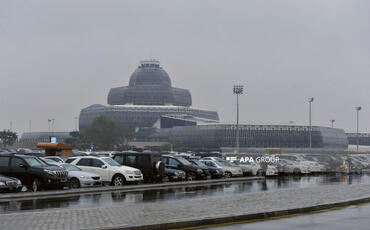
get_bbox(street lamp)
[74,117,79,131]
[233,85,244,154]
[308,97,314,148]
[356,106,362,152]
[51,118,55,134]
[331,119,335,128]
[48,119,52,136]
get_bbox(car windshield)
[176,157,191,165]
[102,157,120,166]
[192,160,207,167]
[25,158,48,167]
[214,161,224,166]
[61,164,81,171]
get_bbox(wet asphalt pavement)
[205,203,370,230]
[1,173,369,214]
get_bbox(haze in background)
[0,0,369,135]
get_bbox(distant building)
[79,60,219,132]
[17,132,71,149]
[151,120,349,149]
[346,133,370,146]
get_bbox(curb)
[88,195,370,230]
[0,177,263,201]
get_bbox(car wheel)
[225,172,232,178]
[70,178,80,189]
[187,172,196,181]
[112,174,126,186]
[31,178,42,192]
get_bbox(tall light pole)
[48,119,52,137]
[233,85,244,154]
[51,118,55,134]
[9,121,12,131]
[356,106,362,152]
[308,97,314,148]
[331,119,335,128]
[74,117,78,131]
[29,120,32,133]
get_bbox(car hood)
[68,171,100,178]
[0,174,18,182]
[40,165,66,171]
[111,165,139,171]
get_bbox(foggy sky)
[1,0,370,135]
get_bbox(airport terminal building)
[78,59,348,150]
[79,60,219,131]
[151,118,349,149]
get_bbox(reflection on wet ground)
[1,174,369,214]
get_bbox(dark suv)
[0,155,68,192]
[162,155,208,180]
[112,151,165,183]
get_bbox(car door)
[75,158,93,173]
[9,157,29,184]
[167,157,182,170]
[91,158,110,182]
[0,156,11,177]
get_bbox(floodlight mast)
[356,106,362,152]
[233,85,244,154]
[308,97,314,148]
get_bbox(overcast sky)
[1,0,369,135]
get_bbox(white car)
[275,159,310,174]
[299,161,326,173]
[68,156,143,185]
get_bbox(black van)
[112,151,165,183]
[0,154,68,191]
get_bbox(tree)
[64,131,89,150]
[82,115,133,150]
[0,130,18,149]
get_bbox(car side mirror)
[102,165,107,169]
[19,164,27,169]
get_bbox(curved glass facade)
[154,124,348,149]
[79,105,219,130]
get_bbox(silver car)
[50,163,102,188]
[200,159,243,177]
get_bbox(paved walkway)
[0,184,370,230]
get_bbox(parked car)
[68,156,143,186]
[165,168,186,181]
[162,155,207,180]
[0,174,22,192]
[200,159,243,177]
[272,159,310,175]
[46,162,102,188]
[188,159,223,179]
[112,151,165,183]
[0,154,68,191]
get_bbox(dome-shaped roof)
[129,60,171,87]
[107,59,192,106]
